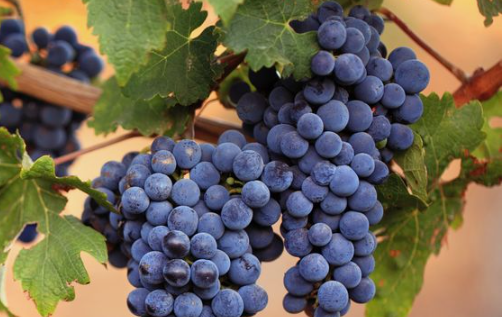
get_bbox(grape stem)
[378,7,469,83]
[453,60,502,107]
[53,131,142,166]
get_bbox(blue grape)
[333,262,362,289]
[79,51,103,77]
[348,132,375,155]
[263,107,279,128]
[312,208,341,231]
[346,17,371,43]
[367,160,389,185]
[353,255,375,277]
[127,261,142,288]
[54,25,77,44]
[241,180,270,208]
[40,105,72,127]
[365,14,385,34]
[388,46,416,70]
[266,123,296,154]
[100,160,126,190]
[350,153,375,177]
[346,100,373,132]
[246,224,274,249]
[284,266,314,296]
[303,78,335,105]
[278,103,294,125]
[221,198,253,229]
[145,289,174,317]
[297,113,324,140]
[314,307,340,317]
[139,251,167,284]
[191,233,218,259]
[212,143,242,172]
[144,173,172,201]
[354,232,377,256]
[174,293,203,317]
[340,211,370,241]
[253,198,281,226]
[126,164,151,188]
[348,181,377,212]
[141,222,154,243]
[329,166,359,197]
[290,101,313,123]
[364,201,383,226]
[211,249,231,276]
[228,253,261,285]
[318,2,344,22]
[317,20,347,50]
[132,239,153,262]
[332,142,354,166]
[318,281,349,313]
[211,289,244,317]
[311,161,337,186]
[299,253,329,282]
[18,224,37,243]
[349,277,376,303]
[321,233,354,265]
[248,67,279,90]
[393,93,423,123]
[0,19,23,40]
[354,75,384,104]
[290,166,308,190]
[162,230,190,259]
[283,294,307,314]
[268,86,294,111]
[47,40,75,66]
[163,258,191,287]
[320,192,347,215]
[308,223,333,246]
[381,83,406,109]
[151,150,177,175]
[367,115,391,142]
[340,27,365,54]
[261,161,293,192]
[218,129,247,148]
[173,139,202,169]
[238,284,268,314]
[233,150,264,181]
[218,230,249,259]
[151,136,175,153]
[204,185,230,211]
[290,15,320,33]
[122,187,150,214]
[147,225,169,251]
[280,131,309,158]
[3,33,27,57]
[200,143,215,162]
[0,102,22,127]
[127,288,150,317]
[190,162,220,190]
[171,179,200,207]
[33,126,67,150]
[237,92,268,124]
[242,142,269,163]
[146,201,172,226]
[198,212,225,240]
[366,27,380,52]
[366,57,393,81]
[194,279,221,300]
[193,200,211,217]
[191,259,219,288]
[302,176,329,202]
[122,151,139,167]
[395,59,430,93]
[286,191,313,217]
[229,81,251,104]
[131,154,152,169]
[387,123,414,150]
[285,228,313,257]
[167,206,198,236]
[349,5,370,19]
[298,146,324,174]
[311,50,335,76]
[356,46,370,66]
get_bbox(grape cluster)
[231,1,429,316]
[82,133,291,317]
[0,19,104,243]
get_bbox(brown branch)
[53,131,142,166]
[378,7,469,83]
[453,60,502,107]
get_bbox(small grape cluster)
[0,19,104,243]
[230,1,429,316]
[82,133,291,317]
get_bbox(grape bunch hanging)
[0,19,103,242]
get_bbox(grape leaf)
[429,0,454,5]
[89,77,190,137]
[0,45,20,101]
[0,6,14,16]
[223,0,319,80]
[123,1,222,106]
[206,0,244,25]
[411,93,485,189]
[477,0,502,26]
[81,0,168,85]
[216,65,251,108]
[0,128,111,316]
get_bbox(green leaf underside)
[123,2,222,105]
[206,0,244,25]
[223,0,319,80]
[367,93,488,317]
[0,45,20,94]
[0,128,108,316]
[89,77,190,137]
[82,0,169,85]
[477,0,502,26]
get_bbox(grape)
[241,180,270,208]
[146,201,172,226]
[211,289,244,317]
[290,15,320,34]
[204,185,230,211]
[320,192,347,215]
[197,213,225,240]
[366,27,380,52]
[151,150,177,175]
[248,67,279,90]
[365,201,384,225]
[356,46,370,66]
[318,2,344,23]
[173,139,202,169]
[190,162,220,190]
[339,211,370,241]
[194,279,221,300]
[279,131,308,159]
[33,126,67,150]
[163,259,191,287]
[278,103,294,125]
[303,78,335,105]
[145,289,174,317]
[229,81,251,104]
[168,206,198,235]
[349,277,376,303]
[297,113,324,140]
[162,230,190,259]
[100,161,127,190]
[366,57,393,81]
[232,150,264,181]
[253,198,281,226]
[200,143,215,162]
[191,233,218,259]
[151,136,176,153]
[321,233,354,266]
[0,102,22,127]
[18,224,38,243]
[131,154,153,169]
[3,33,27,57]
[348,132,375,155]
[340,27,365,54]
[174,293,203,317]
[290,101,313,123]
[308,223,333,246]
[366,115,391,142]
[353,232,377,256]
[329,166,359,196]
[127,288,150,317]
[365,14,385,34]
[218,230,249,259]
[78,51,104,77]
[246,224,274,249]
[139,251,167,284]
[242,142,269,163]
[221,198,253,229]
[367,159,389,185]
[387,123,414,150]
[54,25,78,44]
[171,179,200,207]
[267,123,296,154]
[388,46,416,70]
[395,59,430,93]
[285,228,313,257]
[299,253,330,282]
[284,266,314,297]
[311,50,336,76]
[332,261,362,289]
[283,294,308,313]
[122,187,150,214]
[191,259,219,288]
[127,261,142,288]
[0,19,23,40]
[302,176,329,202]
[218,129,247,148]
[47,40,75,66]
[347,181,377,212]
[212,142,242,172]
[350,153,375,177]
[393,93,424,123]
[261,161,293,192]
[318,281,349,313]
[381,83,406,109]
[353,255,375,277]
[354,76,384,104]
[126,164,151,188]
[311,161,337,186]
[132,239,153,262]
[144,173,172,201]
[263,107,279,128]
[268,86,294,111]
[332,142,354,166]
[238,284,268,314]
[314,307,340,317]
[286,191,313,217]
[228,253,261,285]
[317,20,347,50]
[349,5,370,19]
[346,100,373,132]
[346,17,371,44]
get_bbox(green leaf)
[464,91,502,186]
[0,45,20,100]
[206,0,244,25]
[477,0,502,26]
[89,77,190,137]
[223,0,319,80]
[216,65,251,108]
[123,2,221,105]
[81,0,169,85]
[0,7,14,16]
[0,128,109,316]
[412,93,485,188]
[393,132,428,203]
[429,0,454,5]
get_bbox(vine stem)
[378,7,469,83]
[53,131,142,166]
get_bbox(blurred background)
[2,0,502,316]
